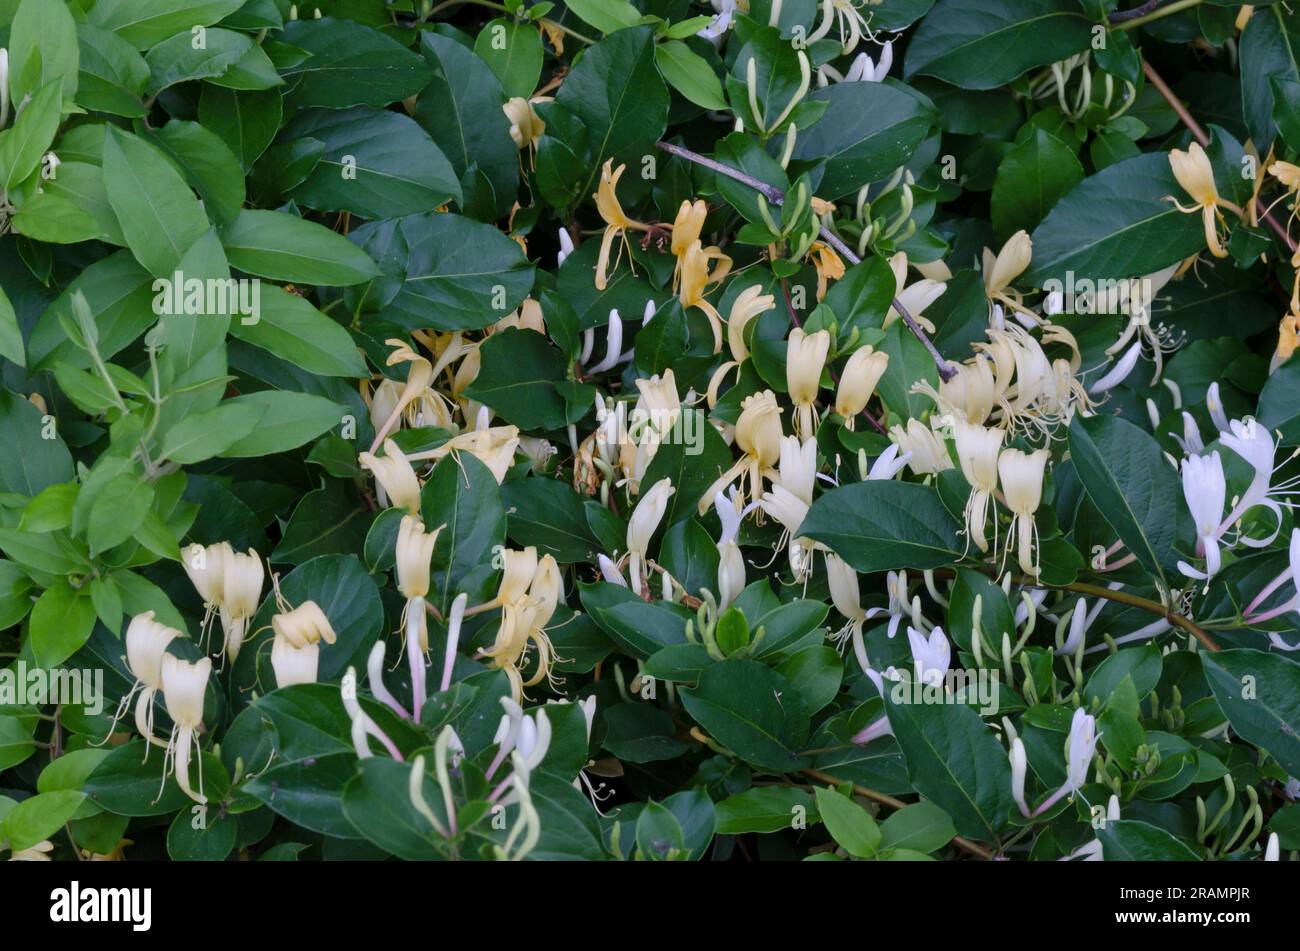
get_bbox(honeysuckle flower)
[671,199,707,290]
[983,230,1035,320]
[725,284,777,363]
[160,654,211,804]
[1273,308,1300,374]
[627,477,674,595]
[495,752,542,860]
[786,328,830,436]
[954,420,1005,553]
[271,628,324,688]
[217,546,263,663]
[410,425,521,484]
[678,238,733,352]
[758,436,818,580]
[594,160,649,290]
[342,666,403,761]
[914,357,1000,425]
[1010,737,1030,816]
[1064,707,1098,792]
[1088,339,1142,394]
[597,552,628,586]
[1168,142,1230,258]
[1056,597,1091,656]
[697,0,734,42]
[826,551,870,669]
[120,612,183,749]
[907,625,950,688]
[0,49,9,128]
[1264,831,1280,861]
[181,542,229,617]
[807,0,876,55]
[502,96,545,166]
[585,308,626,375]
[1242,529,1300,637]
[808,241,845,302]
[368,338,436,449]
[1177,451,1227,581]
[834,345,888,424]
[556,227,574,267]
[9,840,55,861]
[1064,795,1121,861]
[271,600,337,650]
[480,549,563,699]
[1204,380,1231,432]
[1218,418,1286,543]
[998,447,1049,576]
[714,488,746,609]
[396,515,438,602]
[700,389,784,513]
[862,443,912,482]
[817,41,893,85]
[886,252,944,332]
[889,418,953,475]
[359,438,422,514]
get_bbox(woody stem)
[656,140,958,381]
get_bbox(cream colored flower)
[594,160,648,290]
[678,239,733,352]
[160,655,211,804]
[396,515,439,600]
[954,421,1004,553]
[835,345,888,423]
[998,447,1049,576]
[889,418,952,475]
[359,438,423,514]
[218,547,264,662]
[786,328,830,437]
[1169,143,1229,258]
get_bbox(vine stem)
[800,769,996,859]
[945,569,1221,652]
[656,140,958,381]
[1140,59,1297,254]
[1112,0,1203,30]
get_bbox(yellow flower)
[1168,143,1229,258]
[359,438,423,514]
[809,241,845,301]
[786,327,831,437]
[678,238,733,352]
[671,198,708,292]
[1272,309,1299,374]
[700,389,784,513]
[834,345,889,422]
[503,97,545,151]
[981,231,1038,320]
[594,160,648,290]
[395,515,440,600]
[726,285,777,363]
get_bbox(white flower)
[395,515,437,600]
[998,448,1049,575]
[786,328,831,436]
[161,655,212,804]
[906,625,950,688]
[181,541,229,608]
[1178,451,1226,579]
[954,420,1004,553]
[626,478,675,595]
[1206,381,1230,432]
[271,633,320,688]
[1088,340,1142,394]
[889,418,952,475]
[714,489,746,609]
[1010,737,1029,816]
[1264,832,1280,861]
[557,228,574,267]
[1065,707,1098,792]
[359,439,422,514]
[218,546,264,661]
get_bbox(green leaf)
[421,453,506,612]
[463,327,568,429]
[1066,414,1181,585]
[220,209,381,287]
[217,390,344,457]
[655,41,727,111]
[282,107,462,219]
[879,800,957,853]
[1240,7,1300,148]
[198,86,282,170]
[417,32,518,220]
[356,213,534,331]
[0,285,25,367]
[102,125,210,278]
[882,688,1013,840]
[0,716,37,771]
[1202,649,1300,777]
[87,472,155,557]
[1026,152,1206,286]
[473,18,544,100]
[814,786,881,858]
[0,82,64,192]
[799,480,964,573]
[550,25,669,207]
[342,758,446,860]
[230,285,366,378]
[76,24,149,117]
[280,17,433,109]
[1098,820,1201,861]
[715,786,818,834]
[990,128,1084,241]
[88,0,245,50]
[680,660,810,773]
[144,27,251,95]
[29,581,97,668]
[500,478,601,562]
[8,0,79,107]
[1,790,85,852]
[167,808,237,861]
[564,0,643,34]
[792,81,937,199]
[0,389,74,497]
[1258,359,1300,446]
[876,319,941,421]
[904,0,1092,90]
[159,401,268,464]
[149,119,247,227]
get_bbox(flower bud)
[785,328,831,408]
[735,390,783,467]
[359,438,422,514]
[627,478,675,555]
[983,230,1033,296]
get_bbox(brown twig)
[657,141,957,381]
[800,769,996,859]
